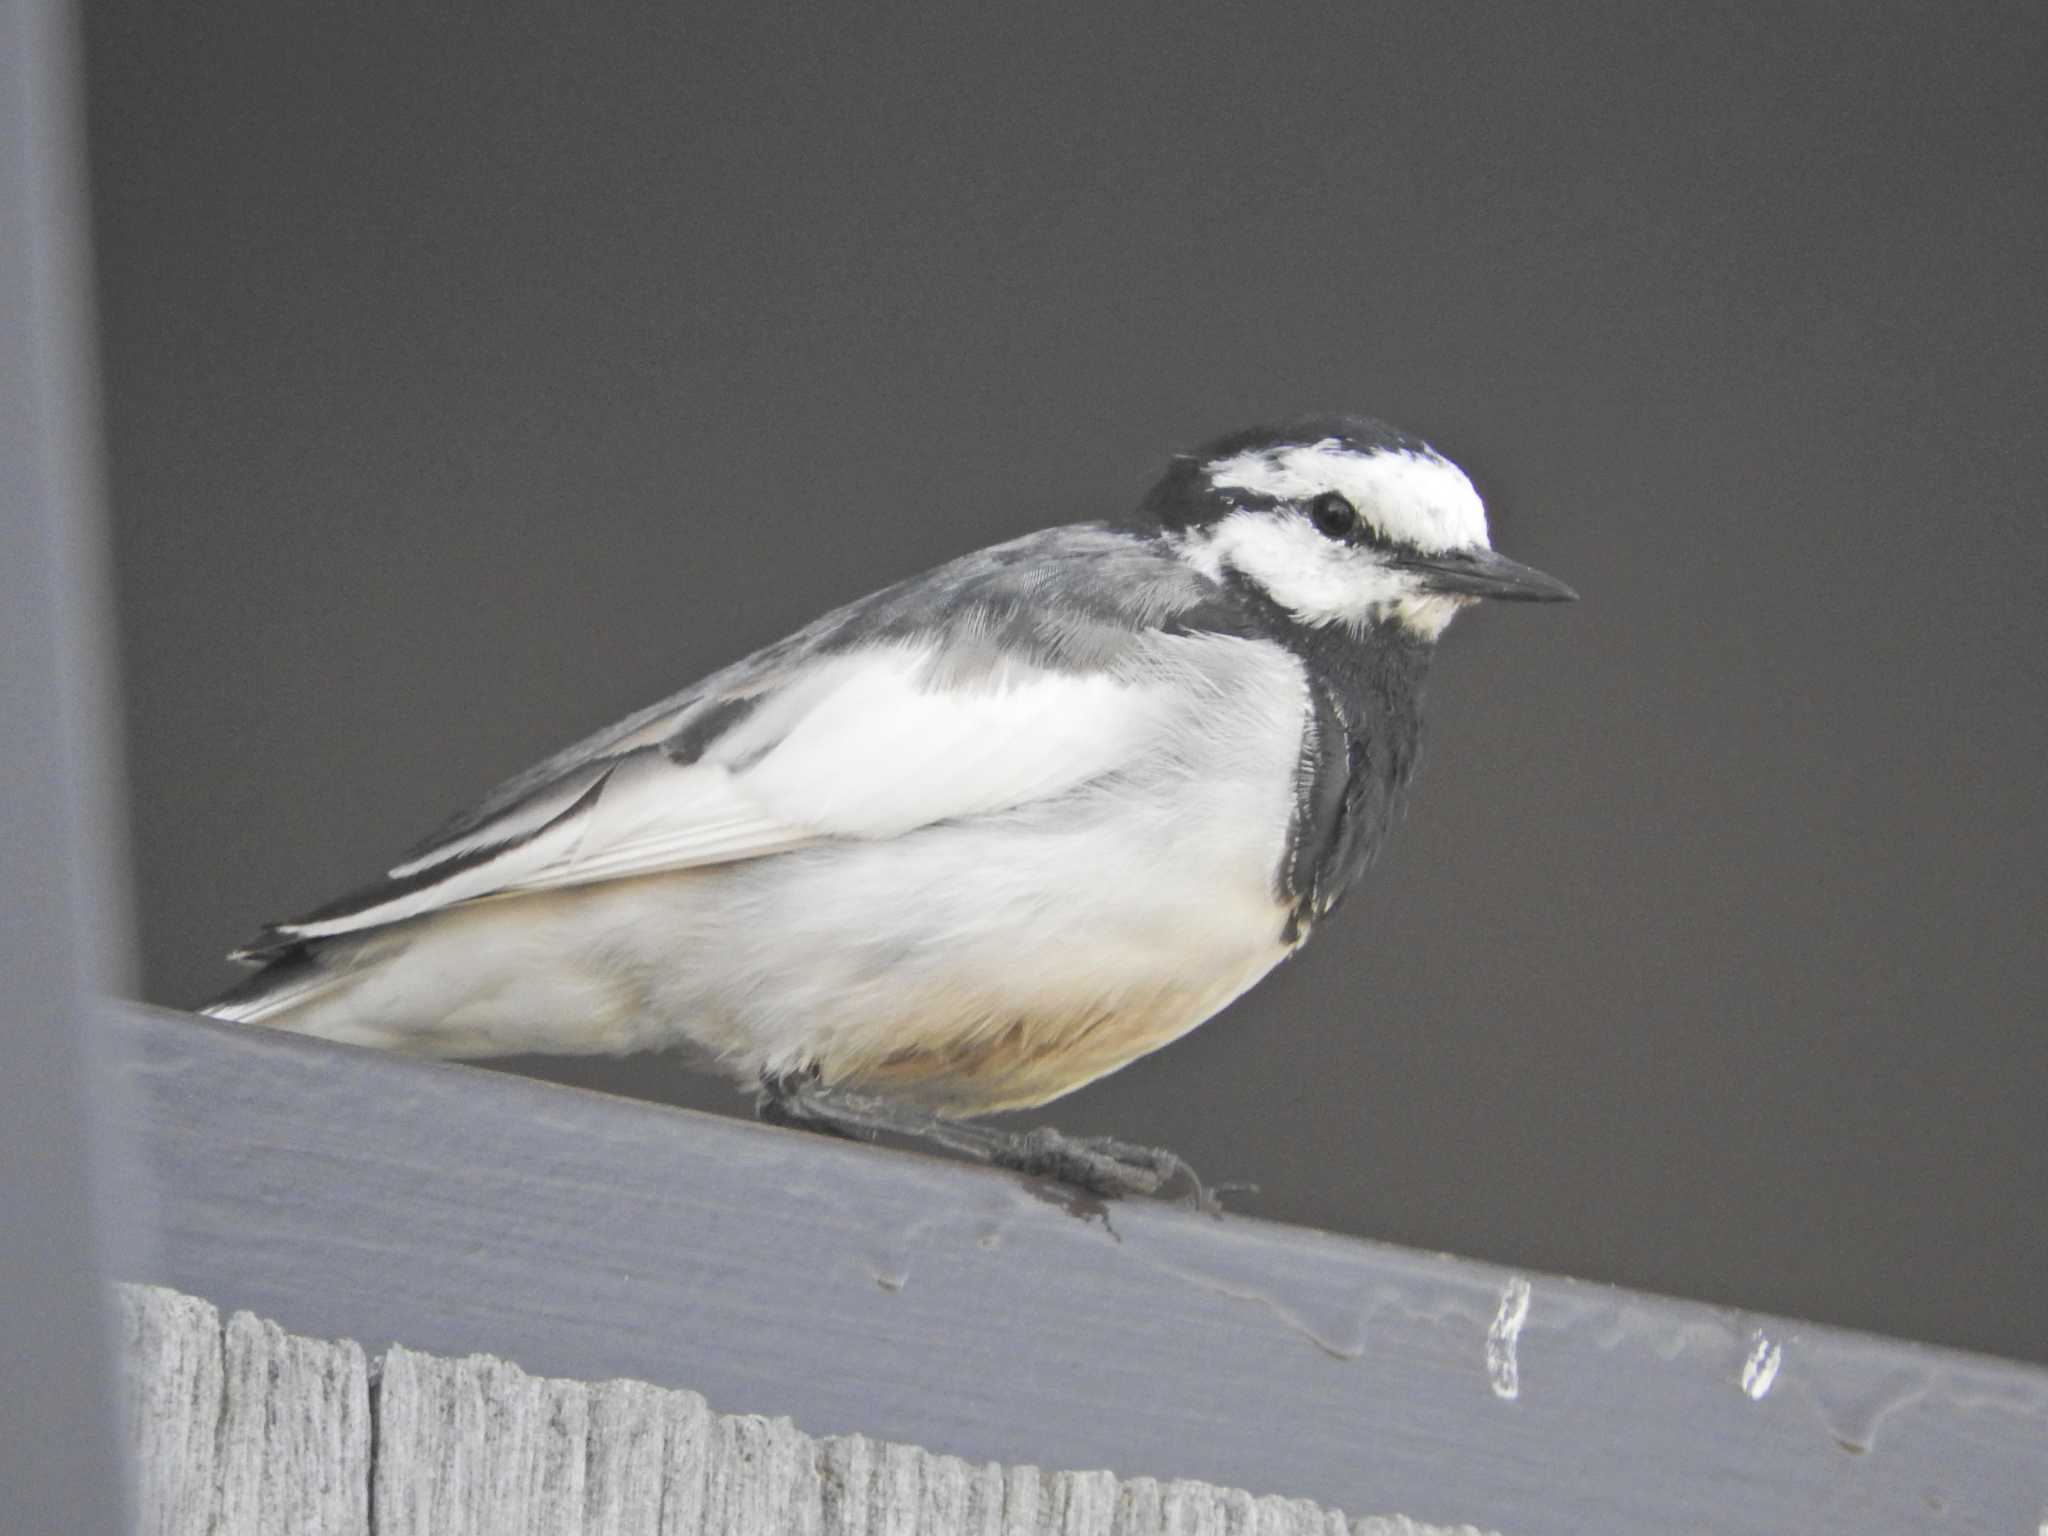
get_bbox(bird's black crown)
[1135,414,1440,533]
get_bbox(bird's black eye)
[1307,492,1358,541]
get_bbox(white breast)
[640,630,1314,1107]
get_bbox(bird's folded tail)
[201,946,354,1027]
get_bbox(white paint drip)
[1486,1277,1531,1400]
[1740,1331,1783,1400]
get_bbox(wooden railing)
[105,1002,2048,1536]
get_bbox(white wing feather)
[277,643,1158,941]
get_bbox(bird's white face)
[1182,439,1493,638]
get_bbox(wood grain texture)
[117,1285,370,1536]
[218,1308,371,1534]
[110,1006,2048,1536]
[118,1283,1490,1536]
[117,1286,223,1536]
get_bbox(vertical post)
[0,1,135,1532]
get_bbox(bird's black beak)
[1400,547,1579,603]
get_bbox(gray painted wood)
[111,1005,2048,1536]
[117,1283,1486,1536]
[0,3,134,1534]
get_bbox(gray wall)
[87,3,2047,1362]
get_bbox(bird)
[205,415,1575,1207]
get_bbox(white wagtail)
[207,415,1575,1207]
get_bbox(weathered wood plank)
[116,1285,370,1536]
[368,1335,1490,1536]
[218,1309,371,1535]
[374,1346,595,1535]
[117,1283,1489,1536]
[116,1287,222,1536]
[588,1379,707,1536]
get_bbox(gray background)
[86,3,2046,1363]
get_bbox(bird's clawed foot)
[756,1072,1250,1215]
[986,1125,1247,1216]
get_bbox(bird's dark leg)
[756,1071,1247,1215]
[756,1068,868,1139]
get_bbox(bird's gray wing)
[242,525,1219,954]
